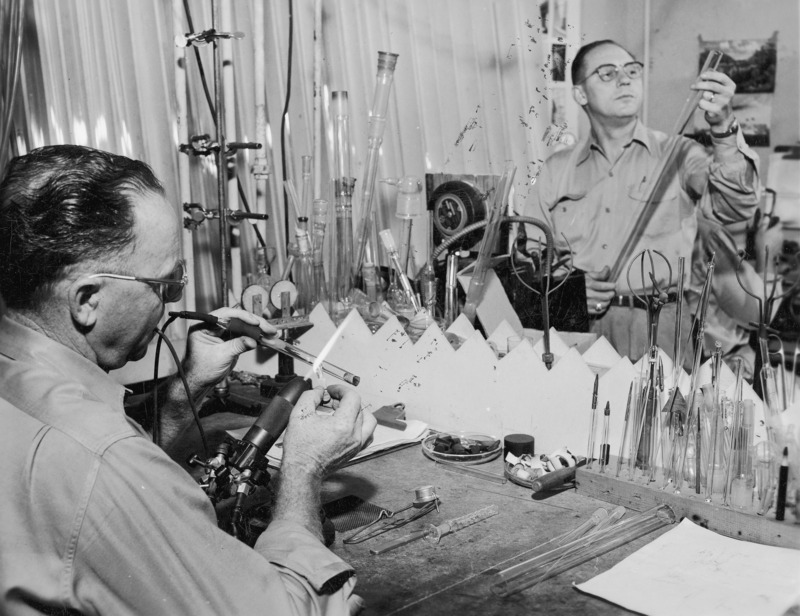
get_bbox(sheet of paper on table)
[228,419,430,469]
[576,518,800,616]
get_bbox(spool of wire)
[413,485,439,507]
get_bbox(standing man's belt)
[609,292,679,310]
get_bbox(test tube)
[705,396,730,500]
[756,440,776,515]
[723,399,741,506]
[761,363,783,444]
[292,227,314,315]
[300,155,313,218]
[311,199,329,306]
[729,400,755,509]
[670,386,702,493]
[380,229,421,312]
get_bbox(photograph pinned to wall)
[552,0,567,36]
[551,43,567,82]
[539,0,548,34]
[690,32,777,147]
[543,87,575,152]
[549,86,567,129]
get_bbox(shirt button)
[609,171,614,177]
[605,207,611,213]
[602,244,608,249]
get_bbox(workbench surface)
[324,445,668,616]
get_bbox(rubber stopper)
[504,433,535,458]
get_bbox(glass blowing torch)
[170,311,359,386]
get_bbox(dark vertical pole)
[212,0,229,306]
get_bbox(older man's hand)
[281,384,377,477]
[182,307,277,393]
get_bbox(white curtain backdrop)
[4,0,582,311]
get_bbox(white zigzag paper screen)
[236,304,767,459]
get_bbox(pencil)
[776,446,789,521]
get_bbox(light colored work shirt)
[523,120,760,293]
[0,315,359,616]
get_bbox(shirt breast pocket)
[626,181,689,239]
[551,193,590,250]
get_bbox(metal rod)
[212,0,229,306]
[672,257,685,374]
[173,0,195,315]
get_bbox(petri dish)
[421,432,502,465]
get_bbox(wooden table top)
[324,445,671,616]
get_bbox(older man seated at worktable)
[0,144,376,615]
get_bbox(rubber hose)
[431,216,555,282]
